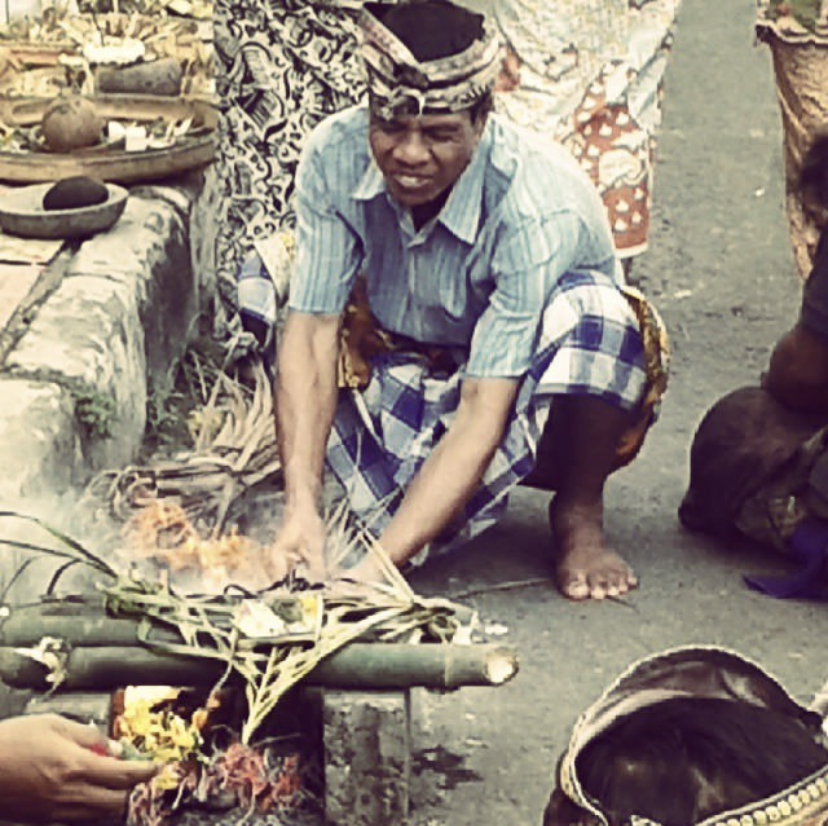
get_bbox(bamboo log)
[0,642,519,691]
[0,600,179,647]
[1,612,144,647]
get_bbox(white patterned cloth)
[491,0,682,257]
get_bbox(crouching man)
[268,0,667,601]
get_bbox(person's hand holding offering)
[267,500,327,583]
[0,714,158,823]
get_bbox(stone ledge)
[0,377,82,503]
[323,689,412,826]
[0,184,203,508]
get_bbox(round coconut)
[42,176,109,211]
[40,97,104,154]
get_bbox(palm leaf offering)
[0,505,499,825]
[0,2,214,99]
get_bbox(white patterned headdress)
[358,1,501,120]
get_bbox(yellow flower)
[153,763,183,792]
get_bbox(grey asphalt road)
[405,2,828,824]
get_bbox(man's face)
[368,110,484,209]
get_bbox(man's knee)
[521,394,647,491]
[764,323,828,414]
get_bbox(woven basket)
[767,34,828,278]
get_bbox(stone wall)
[0,170,217,597]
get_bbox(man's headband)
[358,2,502,120]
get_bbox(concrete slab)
[0,377,82,503]
[323,689,412,826]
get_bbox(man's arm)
[269,310,341,577]
[378,375,519,566]
[762,322,828,414]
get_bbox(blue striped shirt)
[289,104,622,378]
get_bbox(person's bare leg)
[548,394,638,601]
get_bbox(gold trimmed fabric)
[756,1,828,46]
[765,35,828,278]
[358,2,501,119]
[612,285,671,468]
[701,768,828,826]
[556,646,828,826]
[756,2,828,277]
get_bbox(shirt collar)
[352,120,491,244]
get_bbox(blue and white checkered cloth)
[327,269,648,564]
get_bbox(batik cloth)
[757,1,828,278]
[492,0,682,258]
[212,0,368,318]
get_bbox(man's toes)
[605,572,629,598]
[617,568,638,594]
[589,582,608,600]
[560,573,591,601]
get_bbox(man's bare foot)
[549,499,638,601]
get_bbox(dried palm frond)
[0,510,118,583]
[84,357,281,537]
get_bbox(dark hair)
[467,91,494,124]
[379,0,485,62]
[800,129,828,210]
[576,697,828,826]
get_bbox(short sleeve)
[288,140,363,315]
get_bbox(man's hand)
[0,713,158,824]
[267,501,327,582]
[379,376,518,565]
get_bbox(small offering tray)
[0,94,217,184]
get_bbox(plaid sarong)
[238,239,665,563]
[328,269,652,564]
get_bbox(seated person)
[264,0,668,602]
[543,647,828,826]
[679,134,828,597]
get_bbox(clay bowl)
[0,182,129,239]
